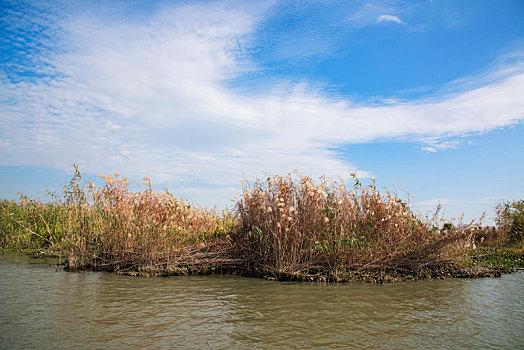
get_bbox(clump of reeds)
[70,168,239,271]
[236,172,473,276]
[0,197,67,251]
[0,166,236,272]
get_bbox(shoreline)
[61,257,513,283]
[1,250,516,283]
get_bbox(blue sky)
[1,0,523,223]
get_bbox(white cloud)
[376,14,405,25]
[1,1,523,208]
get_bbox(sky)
[1,0,523,223]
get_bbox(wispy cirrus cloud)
[376,14,405,25]
[1,0,523,207]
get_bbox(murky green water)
[0,252,522,349]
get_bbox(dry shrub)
[236,173,471,274]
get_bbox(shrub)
[495,199,524,245]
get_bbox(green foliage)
[467,247,524,269]
[0,199,67,250]
[496,199,524,245]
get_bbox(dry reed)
[1,166,236,273]
[1,167,494,280]
[236,172,474,278]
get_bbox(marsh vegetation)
[1,166,522,281]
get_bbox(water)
[0,252,522,349]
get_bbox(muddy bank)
[63,258,512,283]
[248,265,511,283]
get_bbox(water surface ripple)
[1,253,522,349]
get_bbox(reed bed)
[236,173,476,279]
[0,198,67,251]
[1,166,237,273]
[1,168,508,281]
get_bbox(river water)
[0,253,522,349]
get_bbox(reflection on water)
[1,252,522,349]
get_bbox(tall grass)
[1,166,236,272]
[1,167,498,280]
[236,173,473,277]
[0,198,67,250]
[495,199,524,246]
